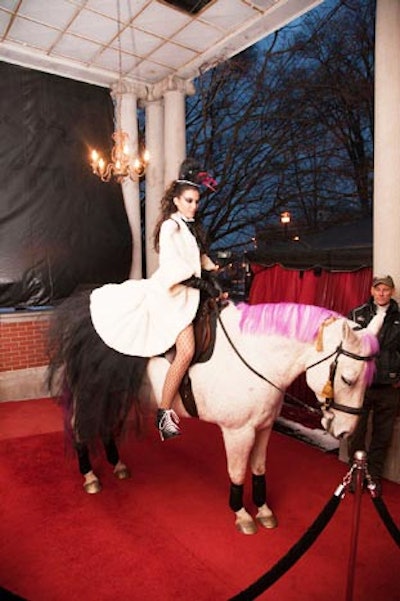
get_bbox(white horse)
[49,299,378,535]
[140,301,377,533]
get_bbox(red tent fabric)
[249,264,372,316]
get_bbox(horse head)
[305,318,378,439]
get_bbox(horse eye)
[341,375,353,386]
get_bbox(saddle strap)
[179,374,199,418]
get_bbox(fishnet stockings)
[160,324,195,409]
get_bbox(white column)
[374,0,400,292]
[144,93,164,276]
[112,82,146,279]
[162,76,195,185]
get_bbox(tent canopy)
[248,218,372,271]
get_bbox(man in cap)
[347,275,400,494]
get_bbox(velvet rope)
[370,495,400,548]
[228,494,341,601]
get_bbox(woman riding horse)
[48,158,223,491]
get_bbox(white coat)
[90,213,215,357]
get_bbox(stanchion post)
[345,450,366,601]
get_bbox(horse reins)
[217,311,320,415]
[217,311,376,417]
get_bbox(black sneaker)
[156,409,181,441]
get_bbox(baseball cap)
[372,275,395,288]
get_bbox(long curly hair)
[153,180,201,252]
[153,158,210,253]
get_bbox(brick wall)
[0,311,51,372]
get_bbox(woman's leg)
[157,324,195,440]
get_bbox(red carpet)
[0,399,399,601]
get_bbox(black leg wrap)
[229,482,244,512]
[252,474,266,507]
[75,442,92,475]
[103,438,119,466]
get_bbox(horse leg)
[103,438,131,480]
[222,427,258,535]
[250,428,277,529]
[75,442,102,494]
[66,389,101,494]
[69,393,101,494]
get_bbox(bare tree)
[185,0,374,251]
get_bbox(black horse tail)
[47,291,149,448]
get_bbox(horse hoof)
[83,479,102,494]
[113,466,131,480]
[235,518,258,535]
[256,513,278,529]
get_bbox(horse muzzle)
[321,405,360,439]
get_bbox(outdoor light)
[280,211,291,239]
[89,0,149,184]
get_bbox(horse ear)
[342,320,358,345]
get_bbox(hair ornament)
[175,178,200,188]
[178,157,217,192]
[197,171,217,192]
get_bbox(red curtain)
[249,264,372,315]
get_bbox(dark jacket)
[348,298,400,385]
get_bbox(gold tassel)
[321,379,334,399]
[315,316,339,352]
[315,324,324,352]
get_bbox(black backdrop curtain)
[0,62,132,307]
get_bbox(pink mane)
[237,302,379,385]
[237,302,340,342]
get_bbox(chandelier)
[90,0,149,184]
[90,130,149,184]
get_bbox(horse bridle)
[217,312,376,417]
[305,342,376,416]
